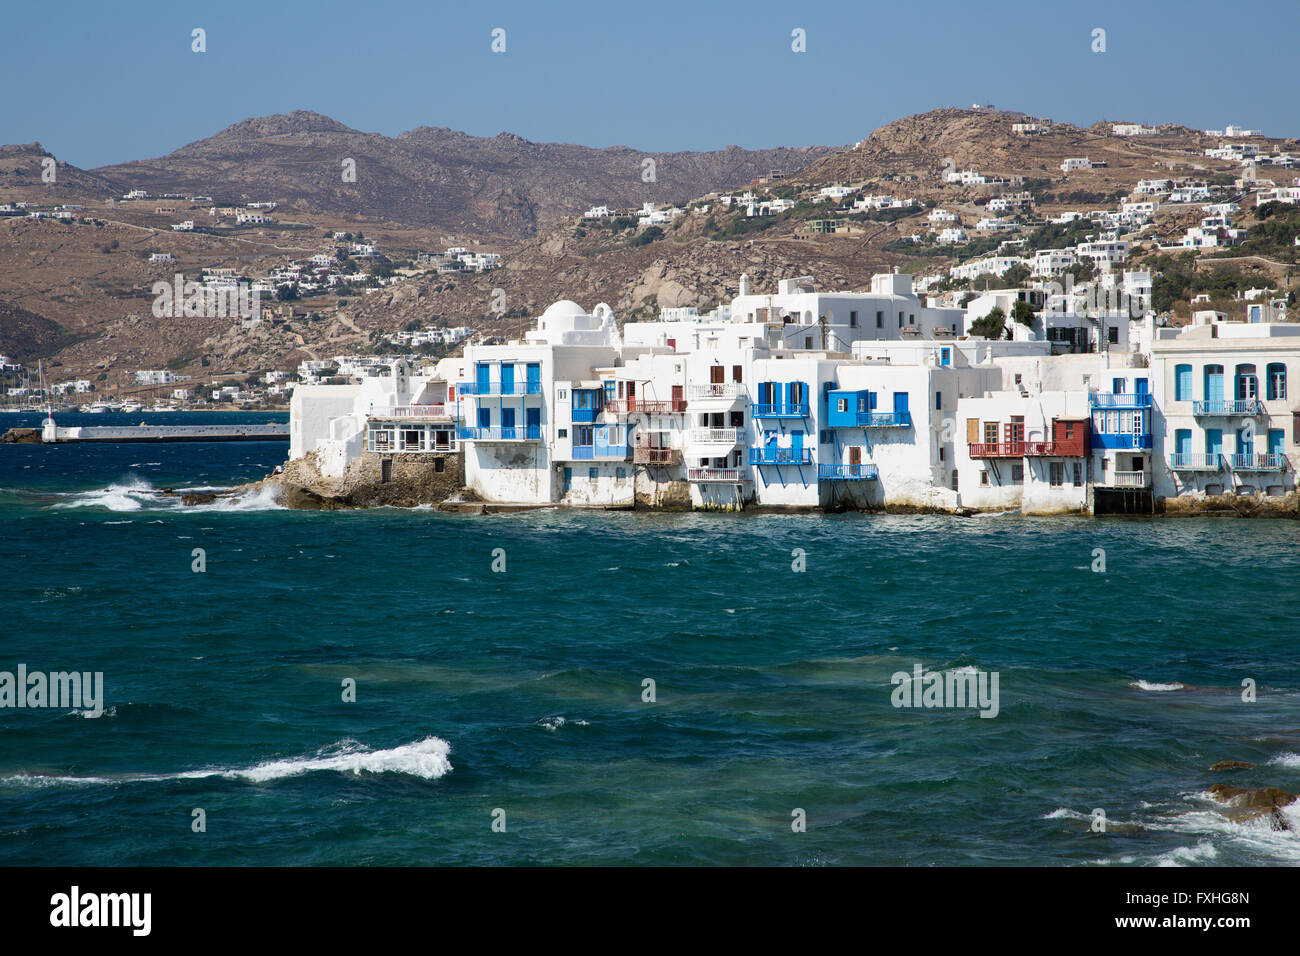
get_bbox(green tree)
[969,306,1007,339]
[1011,299,1036,326]
[1002,263,1031,287]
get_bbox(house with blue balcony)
[1087,375,1157,512]
[458,299,624,506]
[826,388,912,428]
[1151,321,1298,503]
[753,380,810,419]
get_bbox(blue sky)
[3,0,1297,168]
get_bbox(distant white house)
[1259,187,1300,206]
[1060,158,1092,172]
[818,185,854,200]
[171,220,194,231]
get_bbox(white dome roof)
[541,299,586,321]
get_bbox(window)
[1175,364,1192,401]
[837,398,848,413]
[980,471,990,486]
[1267,363,1286,401]
[588,468,598,480]
[909,313,915,325]
[850,311,858,327]
[616,467,626,480]
[1072,462,1083,487]
[1011,463,1024,482]
[558,428,567,438]
[939,447,945,461]
[940,347,951,367]
[805,336,813,349]
[1108,326,1120,344]
[898,311,904,328]
[935,391,942,410]
[558,389,567,400]
[983,422,999,444]
[876,310,883,328]
[1236,364,1258,400]
[733,365,742,383]
[434,458,445,473]
[1049,462,1064,486]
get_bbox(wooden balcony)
[633,445,681,465]
[604,398,686,415]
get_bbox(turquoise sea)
[2,411,1299,866]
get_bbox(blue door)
[500,364,515,395]
[893,391,908,424]
[501,407,516,439]
[477,407,491,430]
[791,430,804,462]
[526,363,541,394]
[1268,429,1284,456]
[1206,428,1223,459]
[1135,378,1149,397]
[562,467,572,494]
[1236,427,1252,455]
[526,406,541,439]
[1175,429,1191,459]
[1205,366,1224,404]
[476,362,491,395]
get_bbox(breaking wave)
[50,477,283,513]
[0,736,451,788]
[1130,680,1186,692]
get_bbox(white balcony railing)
[687,383,745,401]
[686,427,741,445]
[1109,470,1150,487]
[688,466,746,482]
[388,404,449,419]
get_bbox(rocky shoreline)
[144,449,1300,518]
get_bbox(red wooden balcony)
[969,441,1025,458]
[605,398,686,415]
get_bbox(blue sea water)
[2,411,1299,866]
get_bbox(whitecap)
[1131,680,1185,692]
[0,736,452,788]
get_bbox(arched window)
[1235,363,1257,400]
[1267,363,1287,401]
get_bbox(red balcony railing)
[1024,437,1087,457]
[969,441,1025,458]
[605,398,686,414]
[969,436,1088,458]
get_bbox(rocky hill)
[2,106,1297,389]
[90,111,838,238]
